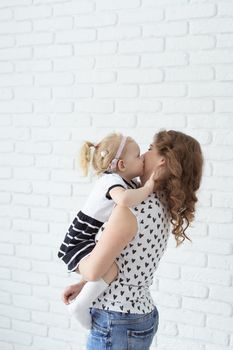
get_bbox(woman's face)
[140,143,165,184]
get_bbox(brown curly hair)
[153,130,203,246]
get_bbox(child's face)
[122,141,144,178]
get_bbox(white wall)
[0,0,233,349]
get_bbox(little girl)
[58,132,155,329]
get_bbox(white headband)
[109,136,127,171]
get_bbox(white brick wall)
[0,1,232,349]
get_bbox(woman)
[63,130,203,350]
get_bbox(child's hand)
[153,167,163,181]
[62,281,86,305]
[144,168,162,193]
[144,171,157,193]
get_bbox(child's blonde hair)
[80,133,134,176]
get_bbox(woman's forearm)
[79,206,137,281]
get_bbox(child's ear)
[117,159,126,172]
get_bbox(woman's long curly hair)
[153,130,203,246]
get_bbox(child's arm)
[109,172,155,207]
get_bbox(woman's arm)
[78,205,137,281]
[62,279,86,304]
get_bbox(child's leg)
[68,262,118,329]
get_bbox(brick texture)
[0,1,232,349]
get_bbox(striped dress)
[58,172,138,272]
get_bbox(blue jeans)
[87,307,159,350]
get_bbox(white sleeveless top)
[82,172,138,223]
[92,192,171,314]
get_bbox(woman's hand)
[62,280,86,305]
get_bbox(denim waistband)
[91,306,158,326]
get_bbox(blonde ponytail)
[79,141,95,176]
[79,133,134,176]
